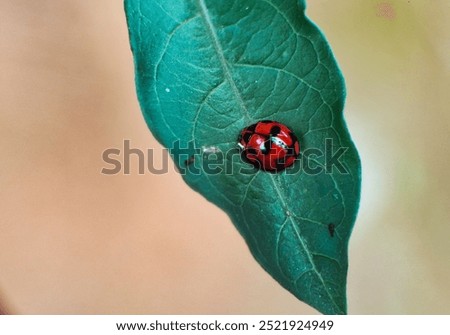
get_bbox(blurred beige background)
[0,0,449,314]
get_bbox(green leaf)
[125,0,361,314]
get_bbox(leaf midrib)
[197,0,251,122]
[269,174,344,314]
[197,0,345,314]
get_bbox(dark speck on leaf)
[328,224,335,238]
[184,155,195,166]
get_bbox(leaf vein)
[269,174,343,313]
[197,0,251,122]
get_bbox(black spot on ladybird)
[290,132,299,143]
[246,148,257,156]
[246,123,257,132]
[286,146,296,157]
[243,132,252,143]
[262,139,272,154]
[270,125,281,136]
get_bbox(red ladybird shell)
[238,120,300,172]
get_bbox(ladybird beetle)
[237,120,300,172]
